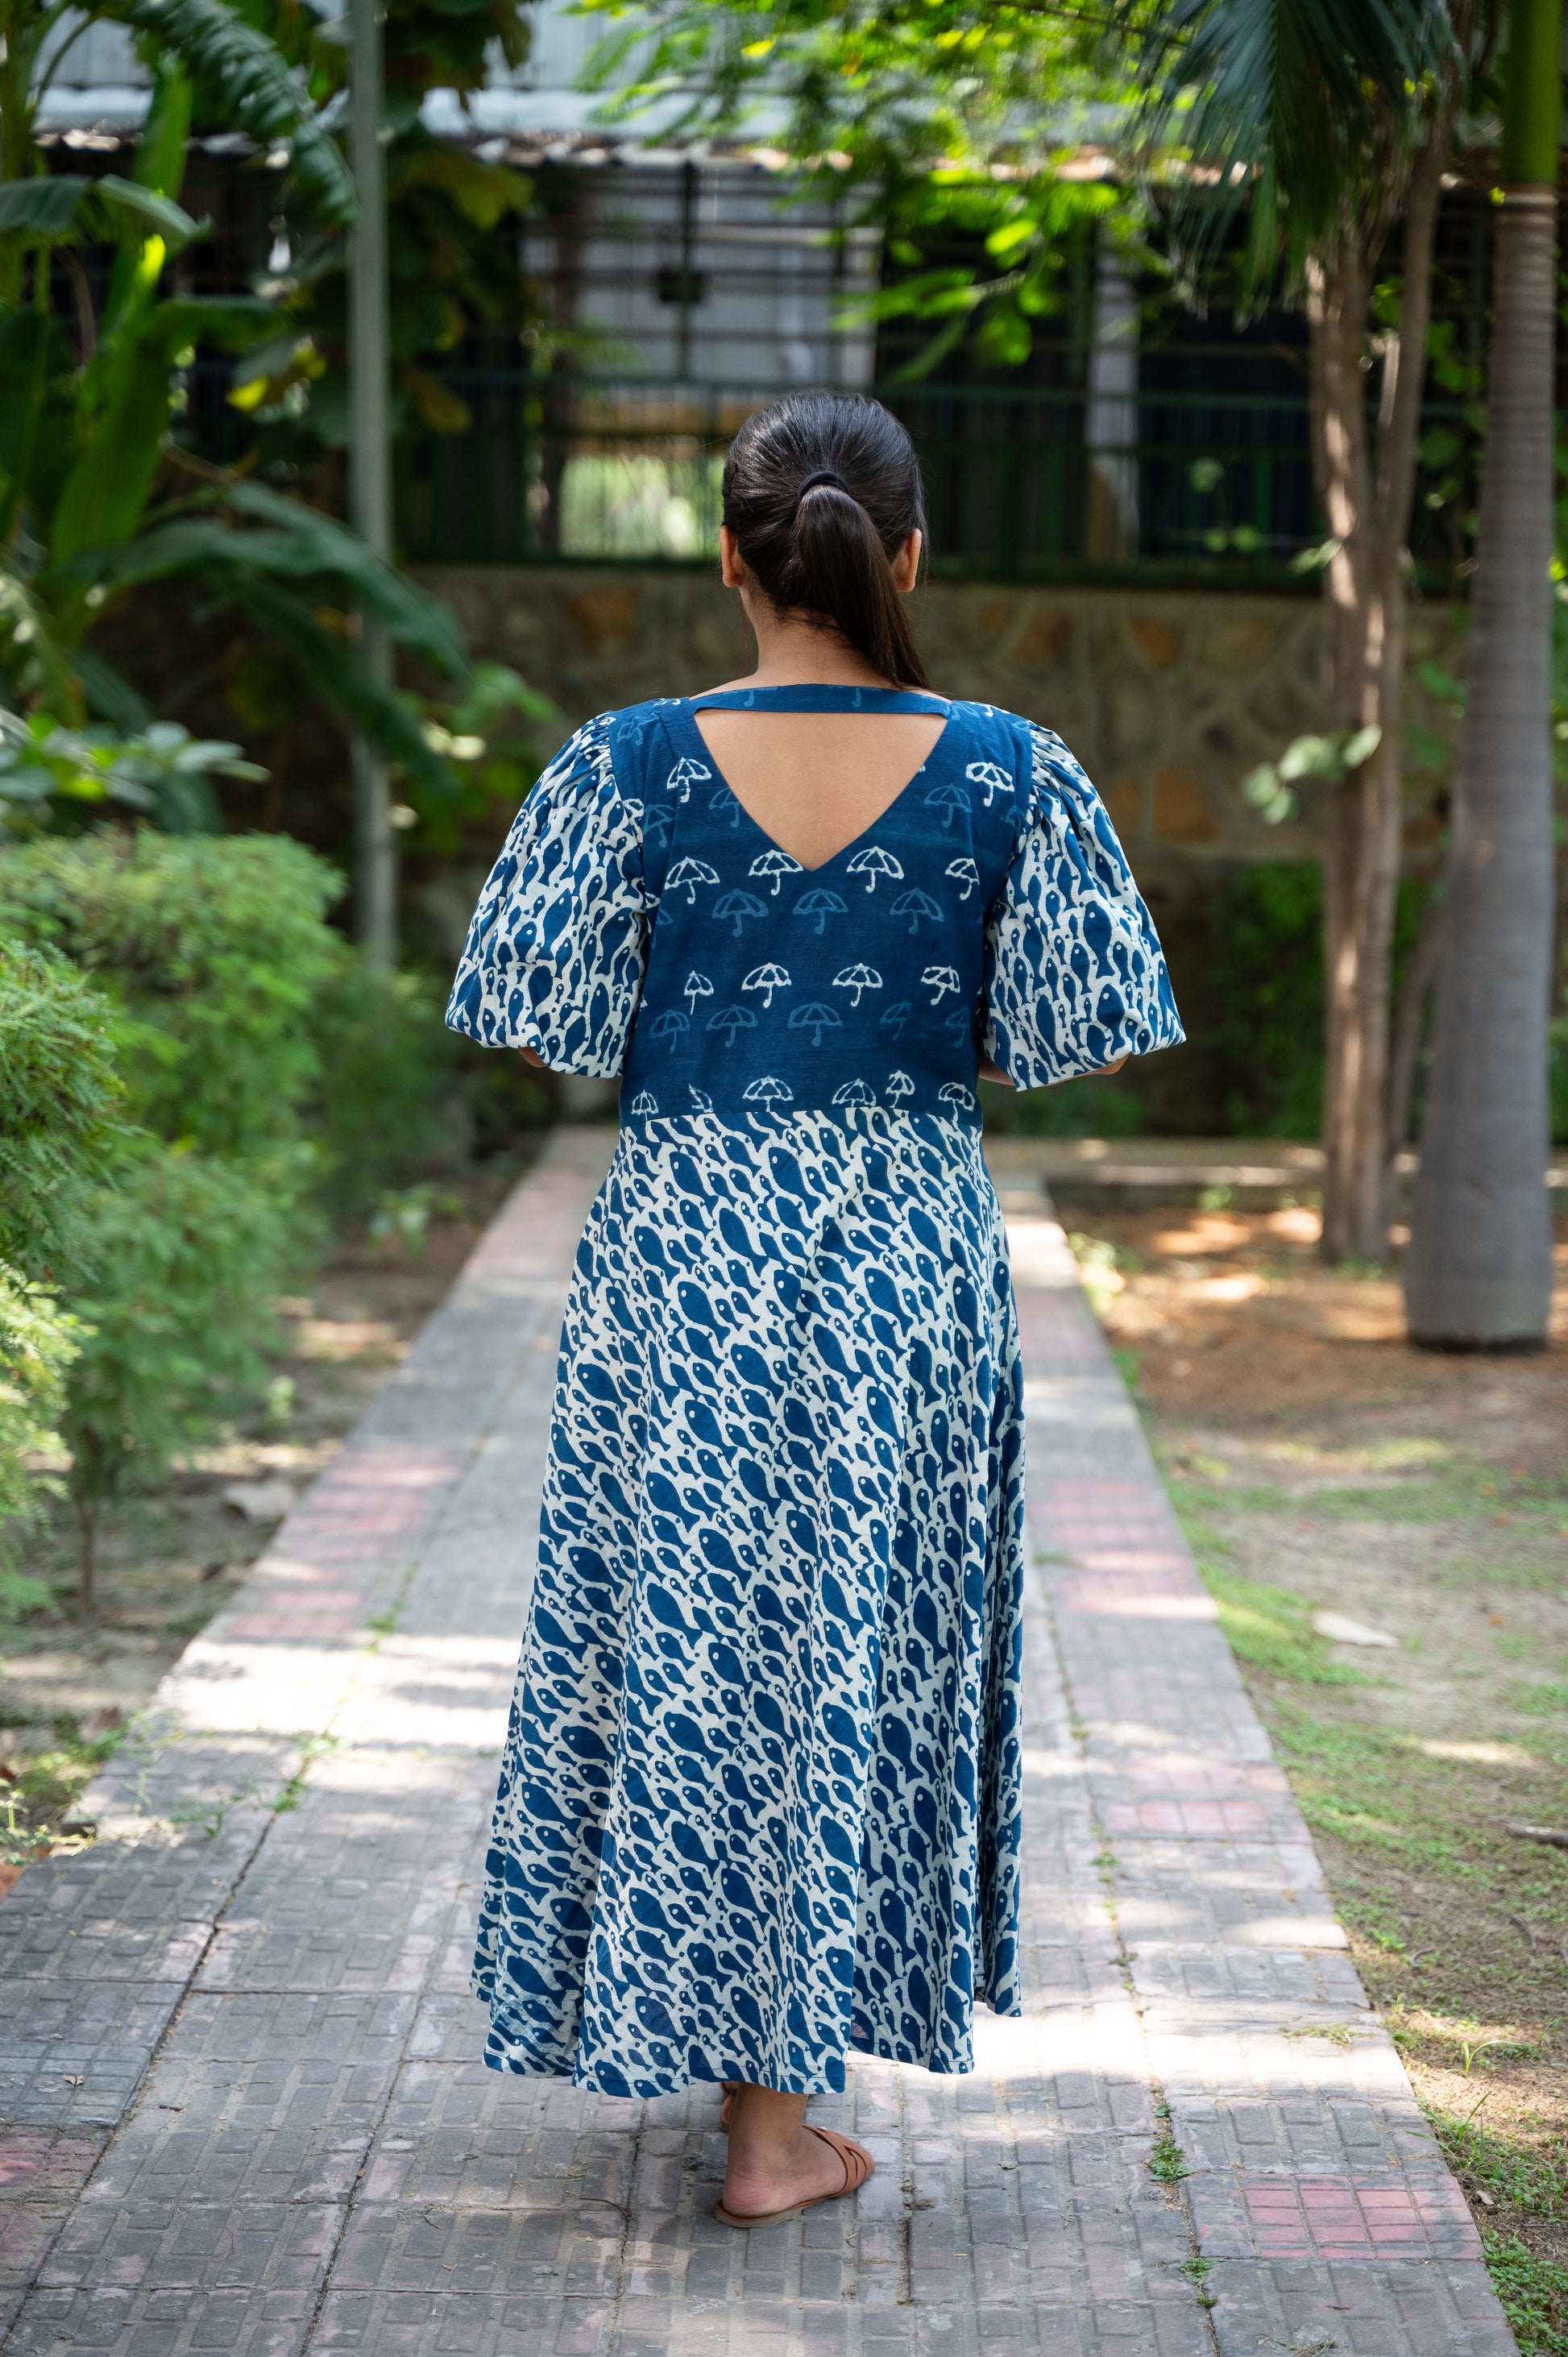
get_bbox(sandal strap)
[805,2124,873,2194]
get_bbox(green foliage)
[1135,0,1458,292]
[58,1137,297,1596]
[1208,863,1325,1137]
[309,961,459,1218]
[1434,2108,1568,2224]
[1242,724,1383,828]
[67,479,469,676]
[1147,2131,1190,2182]
[0,1262,81,1596]
[0,833,358,1594]
[0,941,124,1273]
[0,711,264,836]
[577,0,1128,375]
[107,0,355,225]
[243,0,541,463]
[1480,2236,1568,2357]
[1193,1553,1366,1687]
[0,35,476,806]
[0,832,346,1156]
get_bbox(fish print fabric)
[447,685,1182,2098]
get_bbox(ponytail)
[720,393,933,691]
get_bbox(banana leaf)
[0,178,97,237]
[47,299,277,569]
[99,61,194,338]
[0,567,79,719]
[75,649,153,732]
[57,503,469,680]
[228,575,456,799]
[105,0,356,226]
[50,334,189,567]
[225,483,468,674]
[0,312,76,531]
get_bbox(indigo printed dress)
[447,686,1182,2098]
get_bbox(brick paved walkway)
[1,1129,1516,2357]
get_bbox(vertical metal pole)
[350,0,396,968]
[677,158,696,379]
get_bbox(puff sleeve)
[445,716,646,1074]
[983,725,1184,1087]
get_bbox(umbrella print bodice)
[620,686,1021,1130]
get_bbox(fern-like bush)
[0,831,346,1159]
[0,835,351,1596]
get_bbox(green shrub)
[0,832,346,1157]
[309,961,461,1218]
[0,838,345,1599]
[0,942,125,1274]
[0,1264,82,1612]
[58,1139,297,1604]
[1208,864,1326,1138]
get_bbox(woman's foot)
[717,2085,873,2222]
[719,2080,742,2128]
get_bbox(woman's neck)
[711,606,893,694]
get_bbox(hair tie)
[798,470,850,500]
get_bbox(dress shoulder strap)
[690,684,951,716]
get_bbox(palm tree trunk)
[1314,127,1446,1263]
[1404,183,1559,1345]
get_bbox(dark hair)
[720,392,932,690]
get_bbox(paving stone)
[0,2128,109,2323]
[194,1755,489,1998]
[1108,1836,1350,1956]
[359,2052,642,2210]
[0,1741,297,1987]
[152,1990,419,2079]
[0,1983,191,2132]
[307,2292,608,2357]
[77,2012,410,2210]
[1205,2255,1520,2355]
[328,2206,625,2298]
[6,2194,342,2357]
[1188,2166,1483,2264]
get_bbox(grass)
[1483,2236,1568,2356]
[1172,1466,1568,1528]
[0,1714,124,1869]
[1433,2103,1568,2220]
[1147,2130,1190,2183]
[1184,1519,1367,1687]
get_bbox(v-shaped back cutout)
[690,687,953,875]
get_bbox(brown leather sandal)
[713,2124,874,2227]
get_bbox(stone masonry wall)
[418,563,1462,878]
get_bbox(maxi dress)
[446,684,1183,2099]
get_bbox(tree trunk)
[1404,183,1558,1347]
[1313,129,1446,1264]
